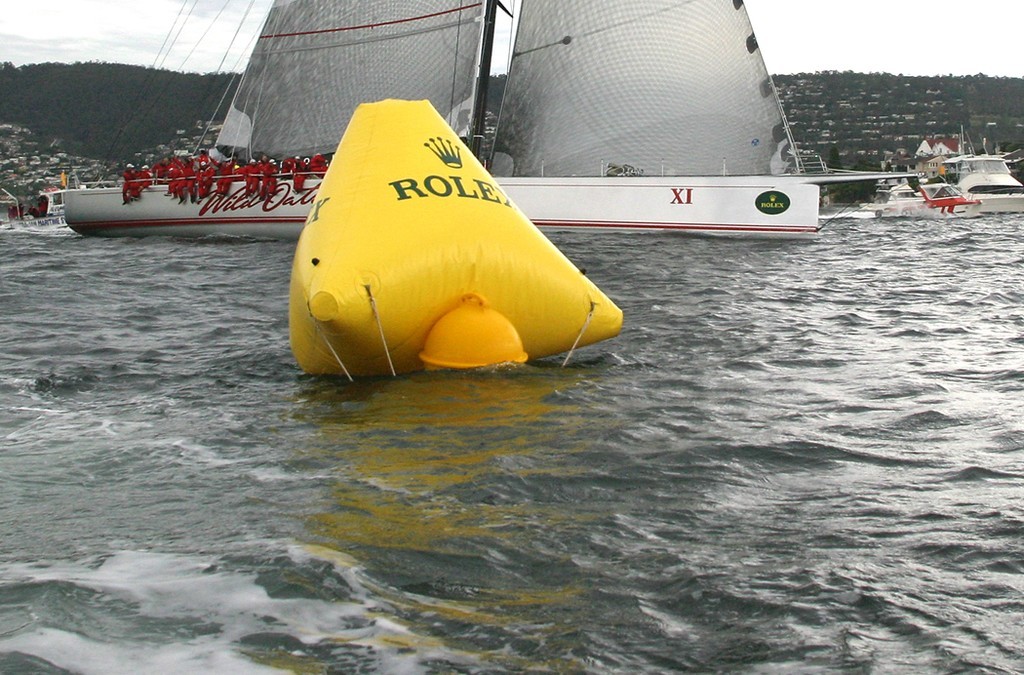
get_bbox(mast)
[470,0,503,159]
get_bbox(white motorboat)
[3,186,68,229]
[942,155,1024,213]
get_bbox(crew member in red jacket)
[129,164,153,201]
[166,159,183,199]
[280,156,298,182]
[215,159,237,195]
[121,163,138,204]
[197,162,216,200]
[292,157,310,192]
[180,156,198,203]
[153,157,172,185]
[260,158,278,200]
[242,159,260,196]
[196,149,213,172]
[309,153,328,177]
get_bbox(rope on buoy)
[314,320,353,382]
[365,284,397,377]
[561,301,596,367]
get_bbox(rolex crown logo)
[424,137,463,169]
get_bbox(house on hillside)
[915,137,960,156]
[890,151,948,179]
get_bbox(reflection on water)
[291,365,612,669]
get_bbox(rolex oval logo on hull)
[388,135,512,208]
[755,191,791,215]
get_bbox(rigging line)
[195,73,239,155]
[446,1,467,135]
[195,0,261,152]
[175,0,234,72]
[150,0,193,71]
[157,0,203,71]
[561,301,596,367]
[104,0,196,159]
[259,4,482,40]
[818,204,858,229]
[364,285,397,377]
[489,0,516,163]
[113,0,204,157]
[314,321,354,382]
[242,3,290,159]
[213,0,261,74]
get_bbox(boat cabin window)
[958,159,1011,175]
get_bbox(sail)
[216,1,486,160]
[493,0,795,177]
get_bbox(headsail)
[216,1,486,160]
[493,0,795,177]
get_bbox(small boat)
[860,181,982,218]
[2,186,67,229]
[941,155,1024,213]
[289,99,622,377]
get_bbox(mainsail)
[493,0,795,177]
[216,1,486,160]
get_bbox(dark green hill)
[1,63,1021,168]
[0,62,236,160]
[774,72,1024,165]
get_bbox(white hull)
[2,215,67,229]
[971,194,1024,214]
[859,199,983,219]
[66,175,823,239]
[64,181,322,239]
[860,203,983,218]
[503,176,822,237]
[943,155,1024,214]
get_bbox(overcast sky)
[0,0,1019,78]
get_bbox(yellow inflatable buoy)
[288,99,622,377]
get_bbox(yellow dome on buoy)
[420,293,528,370]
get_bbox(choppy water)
[2,215,1024,673]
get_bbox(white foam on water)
[1,627,281,675]
[169,438,244,467]
[0,549,453,674]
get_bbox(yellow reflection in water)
[293,366,606,669]
[298,367,594,550]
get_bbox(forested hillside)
[774,72,1024,165]
[0,62,236,160]
[1,62,1022,172]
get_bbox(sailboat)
[64,0,879,238]
[64,2,485,237]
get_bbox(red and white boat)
[859,181,982,219]
[65,179,320,238]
